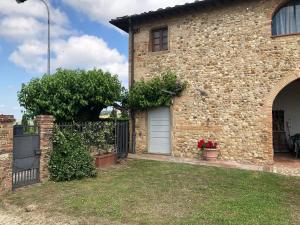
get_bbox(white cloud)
[62,0,195,26]
[10,35,128,81]
[0,1,68,25]
[9,40,47,73]
[2,1,128,82]
[52,35,128,81]
[0,1,73,42]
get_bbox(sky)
[0,0,194,119]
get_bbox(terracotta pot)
[95,153,117,168]
[203,148,219,161]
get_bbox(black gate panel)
[116,121,129,158]
[13,125,40,189]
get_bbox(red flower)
[198,139,218,149]
[206,141,213,148]
[198,139,205,149]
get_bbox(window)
[151,27,168,52]
[272,0,300,36]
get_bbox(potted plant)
[198,139,219,161]
[94,147,117,168]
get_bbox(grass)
[2,159,300,225]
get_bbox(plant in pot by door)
[198,139,219,161]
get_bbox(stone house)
[110,0,300,166]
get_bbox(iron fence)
[56,120,129,158]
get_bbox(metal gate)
[13,125,40,189]
[116,121,129,158]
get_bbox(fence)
[0,116,129,193]
[56,120,129,158]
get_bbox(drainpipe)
[129,18,136,154]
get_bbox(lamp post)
[16,0,51,75]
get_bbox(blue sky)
[0,0,193,120]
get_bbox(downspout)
[129,18,136,154]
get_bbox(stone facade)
[131,0,300,165]
[36,115,55,182]
[0,115,15,193]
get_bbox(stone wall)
[0,115,15,193]
[131,0,300,165]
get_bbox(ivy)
[49,126,97,182]
[126,71,187,110]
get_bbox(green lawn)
[2,159,300,225]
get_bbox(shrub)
[49,127,97,182]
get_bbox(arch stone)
[267,0,290,20]
[265,70,300,109]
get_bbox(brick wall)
[0,115,15,193]
[131,0,300,165]
[36,115,55,182]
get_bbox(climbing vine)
[126,71,187,111]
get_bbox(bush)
[49,127,97,182]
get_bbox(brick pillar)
[0,115,15,194]
[36,115,54,182]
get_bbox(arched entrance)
[272,78,300,160]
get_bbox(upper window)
[272,0,300,36]
[151,27,168,52]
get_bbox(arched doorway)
[273,78,300,160]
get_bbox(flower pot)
[95,153,117,168]
[203,148,219,161]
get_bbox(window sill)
[271,32,300,38]
[148,50,170,55]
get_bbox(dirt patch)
[0,202,126,225]
[0,204,79,225]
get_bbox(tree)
[18,69,123,122]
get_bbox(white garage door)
[148,107,171,154]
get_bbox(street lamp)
[16,0,51,75]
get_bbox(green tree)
[18,69,123,122]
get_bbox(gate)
[13,125,40,189]
[116,121,129,158]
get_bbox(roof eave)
[109,18,130,33]
[109,0,227,33]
